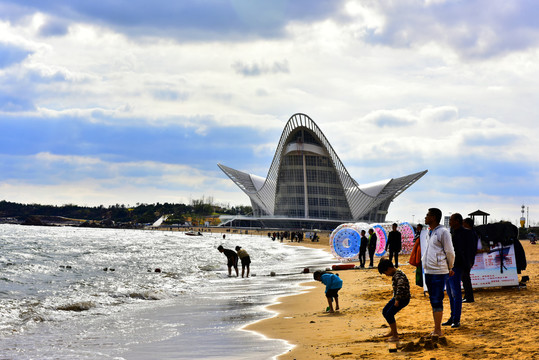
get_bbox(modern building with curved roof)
[218,113,427,230]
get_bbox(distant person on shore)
[422,208,455,336]
[444,213,476,328]
[235,246,251,278]
[217,245,238,277]
[462,217,479,302]
[368,229,377,268]
[313,270,342,313]
[378,259,410,342]
[386,223,402,267]
[359,230,368,268]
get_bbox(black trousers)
[368,248,375,267]
[461,267,474,300]
[359,250,366,268]
[388,250,399,267]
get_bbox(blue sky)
[0,0,537,225]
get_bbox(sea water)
[0,224,335,359]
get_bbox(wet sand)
[246,240,538,359]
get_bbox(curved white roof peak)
[249,174,266,192]
[359,178,392,197]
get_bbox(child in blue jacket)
[313,270,343,313]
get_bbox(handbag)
[408,240,421,266]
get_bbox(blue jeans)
[445,268,463,323]
[425,273,448,312]
[382,297,410,324]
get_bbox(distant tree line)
[0,199,252,225]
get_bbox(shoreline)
[246,240,538,360]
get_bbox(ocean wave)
[20,312,46,323]
[199,264,220,271]
[56,301,96,312]
[127,291,169,300]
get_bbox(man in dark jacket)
[368,228,377,268]
[217,245,238,277]
[385,223,402,267]
[359,229,368,268]
[444,213,476,328]
[462,218,478,302]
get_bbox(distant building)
[218,113,427,230]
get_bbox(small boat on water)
[185,230,203,236]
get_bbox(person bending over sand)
[217,245,238,277]
[313,270,342,313]
[235,246,251,278]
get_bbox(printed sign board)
[469,244,519,288]
[419,229,519,291]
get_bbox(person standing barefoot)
[422,208,455,336]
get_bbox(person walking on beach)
[368,228,377,268]
[313,270,342,313]
[378,259,411,342]
[217,245,239,277]
[462,217,478,302]
[422,208,455,336]
[359,230,368,268]
[443,213,476,328]
[385,223,402,267]
[235,246,251,278]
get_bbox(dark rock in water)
[110,268,115,271]
[154,268,161,273]
[103,267,108,271]
[66,265,72,269]
[303,268,310,273]
[57,302,95,312]
[270,271,276,277]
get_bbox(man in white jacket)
[422,208,455,336]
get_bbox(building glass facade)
[274,128,352,220]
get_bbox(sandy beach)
[246,239,538,360]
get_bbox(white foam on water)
[0,224,336,359]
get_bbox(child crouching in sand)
[378,259,411,341]
[313,270,342,313]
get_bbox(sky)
[0,0,538,226]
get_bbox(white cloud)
[420,106,458,123]
[0,1,538,225]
